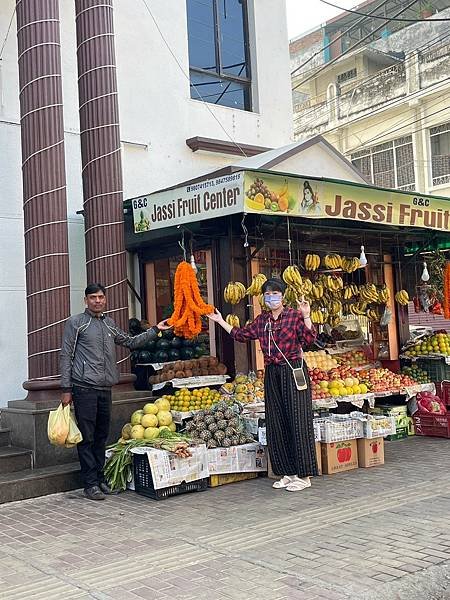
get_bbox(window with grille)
[187,0,252,111]
[350,136,415,191]
[430,123,450,186]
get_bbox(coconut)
[209,356,219,367]
[175,370,185,379]
[216,363,228,375]
[184,369,193,378]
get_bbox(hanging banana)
[395,290,409,306]
[224,282,246,304]
[246,273,267,296]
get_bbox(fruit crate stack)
[416,357,450,383]
[315,417,364,443]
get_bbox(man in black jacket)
[60,283,170,500]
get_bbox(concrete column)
[16,0,71,400]
[74,0,131,378]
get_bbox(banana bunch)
[224,282,246,304]
[301,278,313,296]
[395,290,409,306]
[326,275,344,292]
[348,302,368,316]
[305,254,320,271]
[225,314,240,327]
[311,309,327,324]
[246,273,267,296]
[311,283,324,299]
[366,308,380,322]
[359,283,379,304]
[329,300,343,316]
[343,284,360,300]
[342,257,361,273]
[283,286,299,306]
[377,286,390,304]
[324,254,342,270]
[282,265,303,289]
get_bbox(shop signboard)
[132,170,450,233]
[132,172,244,233]
[243,172,450,232]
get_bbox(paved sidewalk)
[0,436,449,600]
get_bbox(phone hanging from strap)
[268,326,308,391]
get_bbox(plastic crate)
[436,381,450,406]
[417,358,450,383]
[316,418,364,443]
[133,453,208,500]
[413,414,450,438]
[385,426,408,441]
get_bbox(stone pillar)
[16,0,71,401]
[74,0,130,378]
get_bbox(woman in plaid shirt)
[208,278,319,492]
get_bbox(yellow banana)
[395,290,409,306]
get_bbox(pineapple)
[216,400,228,412]
[239,433,248,445]
[185,420,195,432]
[208,422,218,433]
[204,415,215,426]
[217,419,228,431]
[207,439,218,449]
[199,430,212,441]
[228,417,239,429]
[231,435,240,446]
[214,430,225,442]
[195,420,206,431]
[223,409,234,420]
[225,427,235,438]
[223,437,232,448]
[214,411,225,421]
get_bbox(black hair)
[303,181,314,198]
[85,283,106,296]
[261,278,286,294]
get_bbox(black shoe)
[98,482,113,495]
[84,485,105,501]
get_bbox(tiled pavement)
[0,436,449,600]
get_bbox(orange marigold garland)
[167,261,214,338]
[443,262,450,319]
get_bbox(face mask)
[264,294,282,309]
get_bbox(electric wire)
[293,0,421,89]
[319,0,450,22]
[0,5,16,60]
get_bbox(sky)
[286,0,358,39]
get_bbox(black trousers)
[72,386,112,489]
[264,361,319,478]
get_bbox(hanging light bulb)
[359,245,367,267]
[421,262,430,282]
[190,254,198,274]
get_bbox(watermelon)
[168,348,181,361]
[138,350,152,364]
[181,338,194,347]
[156,338,170,350]
[171,336,182,348]
[193,345,204,358]
[180,347,194,360]
[155,350,169,362]
[144,339,156,351]
[130,350,140,364]
[161,329,174,340]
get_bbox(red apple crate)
[413,413,450,438]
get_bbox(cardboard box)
[315,441,322,476]
[357,437,385,468]
[321,439,358,475]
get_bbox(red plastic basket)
[436,381,450,406]
[413,413,450,438]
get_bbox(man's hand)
[61,392,72,406]
[157,319,173,330]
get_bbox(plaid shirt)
[230,307,316,366]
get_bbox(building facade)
[290,3,450,198]
[0,0,293,405]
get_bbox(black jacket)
[60,310,159,391]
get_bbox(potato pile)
[149,356,228,385]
